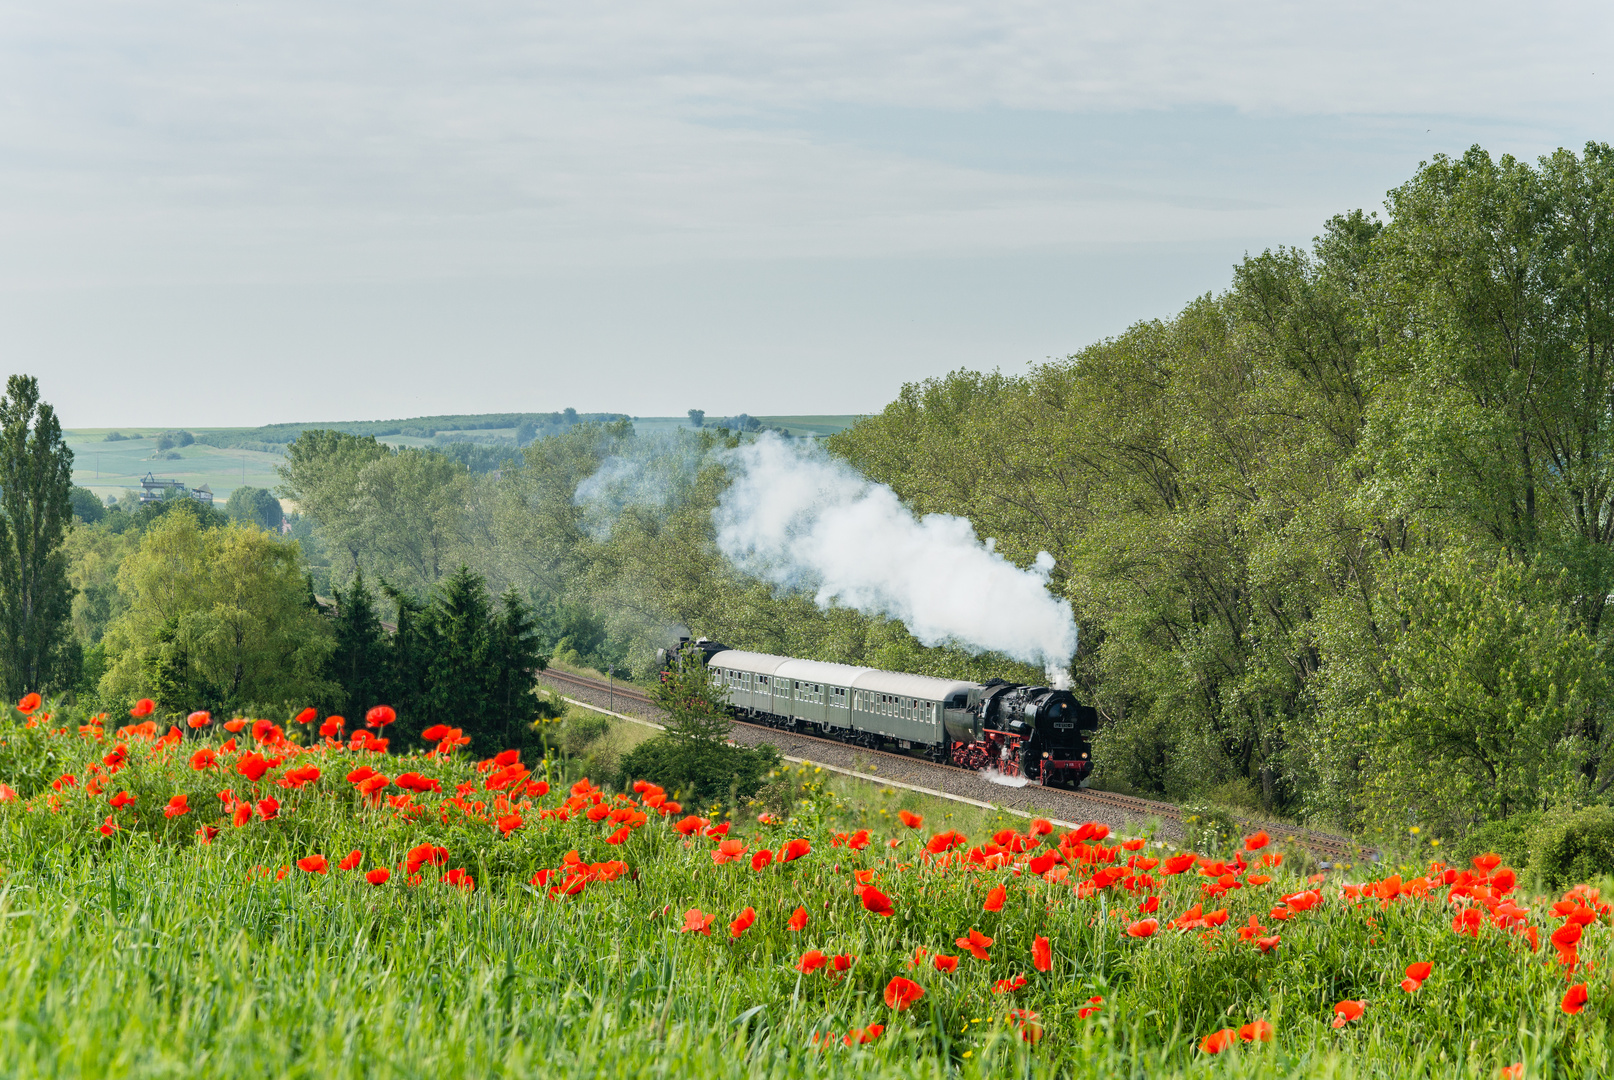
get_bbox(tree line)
[10,142,1612,838]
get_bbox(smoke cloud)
[712,434,1077,683]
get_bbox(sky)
[1,1,1610,428]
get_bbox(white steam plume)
[713,434,1077,685]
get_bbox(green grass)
[0,705,1608,1078]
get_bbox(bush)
[1450,811,1540,873]
[617,735,780,808]
[1179,802,1242,855]
[1529,805,1614,889]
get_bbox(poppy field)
[0,697,1609,1079]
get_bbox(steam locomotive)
[658,638,1099,788]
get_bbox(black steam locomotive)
[659,638,1098,788]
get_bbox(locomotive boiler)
[658,638,1099,788]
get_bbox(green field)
[66,416,863,504]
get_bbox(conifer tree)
[0,376,74,696]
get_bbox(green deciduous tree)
[99,508,338,716]
[224,486,284,532]
[0,375,75,696]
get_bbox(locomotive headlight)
[1042,752,1049,758]
[1081,753,1088,759]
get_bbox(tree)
[69,487,105,525]
[0,375,75,696]
[687,409,705,428]
[224,486,284,532]
[651,650,731,742]
[99,509,337,715]
[325,571,391,720]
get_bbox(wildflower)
[933,954,959,973]
[231,804,253,827]
[195,825,219,843]
[1244,831,1270,850]
[1563,984,1589,1015]
[1331,1000,1365,1028]
[189,748,217,771]
[983,884,1007,912]
[883,976,924,1011]
[861,886,896,917]
[1200,1029,1237,1054]
[780,838,812,862]
[293,707,316,724]
[1127,919,1159,938]
[130,699,155,718]
[109,790,135,809]
[1402,962,1432,993]
[365,867,390,885]
[1239,1020,1273,1043]
[898,810,923,828]
[955,928,993,960]
[1256,935,1281,953]
[236,753,272,783]
[787,906,809,932]
[1077,996,1104,1018]
[926,830,968,854]
[339,850,363,870]
[98,815,119,836]
[992,975,1027,993]
[796,950,828,974]
[164,794,190,818]
[1010,1008,1043,1043]
[320,716,344,738]
[223,718,247,733]
[297,855,329,874]
[365,705,396,728]
[712,838,749,864]
[0,783,14,802]
[1161,853,1198,875]
[730,907,756,938]
[496,814,524,835]
[17,692,40,714]
[843,1024,884,1045]
[751,849,774,872]
[441,868,475,891]
[255,797,279,821]
[681,908,716,936]
[1032,934,1052,972]
[1501,1066,1523,1080]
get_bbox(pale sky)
[1,1,1609,427]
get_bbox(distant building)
[139,473,214,506]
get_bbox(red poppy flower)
[1032,935,1052,972]
[1563,983,1589,1015]
[898,810,923,828]
[711,838,749,864]
[365,867,391,885]
[983,884,1007,912]
[497,814,524,835]
[1139,895,1160,914]
[933,954,959,972]
[290,707,315,725]
[195,825,219,843]
[255,797,279,821]
[926,830,968,854]
[1161,853,1198,875]
[883,976,924,1011]
[98,815,119,836]
[861,886,896,917]
[605,825,631,845]
[236,752,271,782]
[339,850,362,870]
[231,804,253,827]
[320,716,345,738]
[1239,1020,1273,1043]
[1501,1066,1522,1080]
[109,790,136,809]
[16,692,40,715]
[843,1024,884,1045]
[681,908,716,935]
[297,855,329,874]
[1127,919,1159,938]
[787,906,809,932]
[441,868,475,891]
[420,723,449,742]
[130,698,155,718]
[222,718,246,733]
[795,950,828,974]
[163,794,190,818]
[1200,1029,1236,1054]
[1472,852,1502,871]
[955,928,993,960]
[1077,996,1104,1018]
[750,849,774,872]
[1332,1000,1365,1028]
[992,975,1028,993]
[780,838,812,862]
[1256,935,1281,953]
[1243,831,1270,851]
[729,906,756,938]
[363,705,394,728]
[187,747,215,771]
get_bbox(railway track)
[537,666,1360,862]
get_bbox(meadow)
[0,695,1606,1079]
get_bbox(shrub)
[1529,805,1614,889]
[616,735,780,808]
[1450,811,1540,873]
